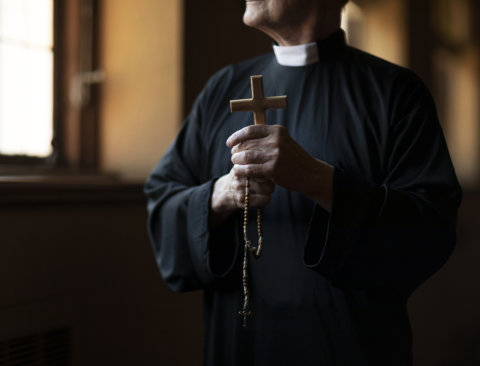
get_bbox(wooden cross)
[229,75,287,328]
[230,75,287,124]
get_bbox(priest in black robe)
[144,0,462,365]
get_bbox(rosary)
[230,75,287,327]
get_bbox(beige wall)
[445,49,479,185]
[100,0,183,181]
[343,0,407,67]
[362,0,407,67]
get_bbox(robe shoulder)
[345,46,436,120]
[345,46,415,81]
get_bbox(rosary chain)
[239,177,263,328]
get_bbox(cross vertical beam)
[230,75,287,125]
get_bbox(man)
[144,0,462,365]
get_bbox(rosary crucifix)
[230,75,287,327]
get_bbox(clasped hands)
[210,124,333,225]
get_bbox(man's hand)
[227,124,334,212]
[210,168,275,226]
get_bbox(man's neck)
[259,8,341,46]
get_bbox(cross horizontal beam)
[230,75,287,125]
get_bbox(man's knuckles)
[227,125,275,147]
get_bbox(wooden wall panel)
[0,183,203,365]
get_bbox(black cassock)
[145,31,461,366]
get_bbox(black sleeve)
[144,72,240,293]
[303,73,462,296]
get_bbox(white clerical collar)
[273,42,319,67]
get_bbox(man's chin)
[243,7,265,28]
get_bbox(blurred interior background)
[0,0,479,364]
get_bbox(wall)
[361,0,407,67]
[0,181,203,365]
[99,0,183,181]
[344,0,407,67]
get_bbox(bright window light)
[0,0,53,157]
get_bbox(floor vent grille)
[0,328,69,366]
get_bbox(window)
[0,0,54,158]
[0,0,101,171]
